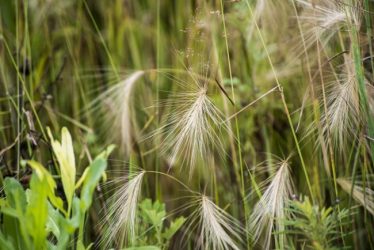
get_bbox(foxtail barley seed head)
[197,195,242,250]
[294,0,359,55]
[92,71,144,156]
[249,159,294,249]
[154,76,228,176]
[320,54,361,150]
[338,177,374,216]
[101,171,145,248]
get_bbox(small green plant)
[129,198,186,250]
[284,196,350,250]
[0,128,114,250]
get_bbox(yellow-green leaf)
[47,127,76,213]
[25,160,65,214]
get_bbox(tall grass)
[1,0,374,249]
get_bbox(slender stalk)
[15,0,20,179]
[346,3,374,160]
[155,0,161,200]
[218,3,249,248]
[83,0,119,81]
[364,0,374,81]
[2,38,46,141]
[316,40,338,197]
[245,0,314,200]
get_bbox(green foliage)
[134,199,186,249]
[0,0,374,249]
[47,127,76,214]
[0,128,114,250]
[284,197,350,250]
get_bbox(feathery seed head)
[338,177,374,216]
[295,0,359,54]
[249,159,294,249]
[155,76,228,176]
[197,195,242,250]
[101,170,145,248]
[91,71,144,156]
[320,54,361,151]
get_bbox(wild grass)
[0,0,374,249]
[249,158,294,249]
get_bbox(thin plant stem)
[245,0,314,201]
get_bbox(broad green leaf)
[69,197,82,229]
[75,145,115,190]
[48,127,76,212]
[75,167,89,190]
[25,160,65,214]
[76,145,114,250]
[2,215,29,249]
[61,127,75,175]
[161,217,186,240]
[77,239,86,250]
[0,178,31,249]
[76,234,93,250]
[46,205,61,239]
[47,197,81,250]
[0,231,15,250]
[140,199,166,228]
[80,158,107,211]
[139,198,152,210]
[79,145,114,212]
[25,172,49,249]
[95,144,116,160]
[93,144,115,183]
[0,207,20,218]
[3,178,27,214]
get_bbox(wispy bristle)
[338,177,374,216]
[101,171,145,248]
[294,0,359,55]
[156,80,228,175]
[198,196,242,250]
[320,54,361,150]
[249,159,294,249]
[91,71,144,156]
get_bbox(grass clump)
[1,0,374,249]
